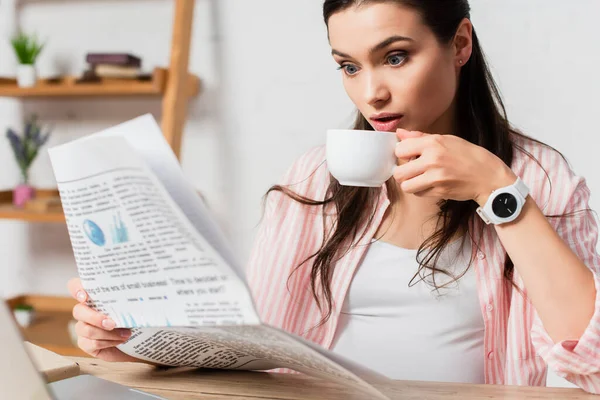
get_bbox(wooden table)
[72,357,597,400]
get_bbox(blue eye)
[387,53,407,66]
[338,64,359,76]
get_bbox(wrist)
[475,167,518,207]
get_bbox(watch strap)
[476,206,492,225]
[513,177,529,199]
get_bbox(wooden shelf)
[7,295,88,358]
[0,189,65,223]
[0,67,200,98]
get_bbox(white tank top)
[331,238,485,383]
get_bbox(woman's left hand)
[393,129,517,206]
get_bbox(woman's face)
[328,3,463,133]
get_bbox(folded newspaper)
[48,114,391,400]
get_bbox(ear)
[454,18,473,67]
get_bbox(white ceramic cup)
[326,129,398,187]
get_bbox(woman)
[67,0,600,393]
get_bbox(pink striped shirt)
[246,135,600,393]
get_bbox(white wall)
[0,0,597,388]
[0,0,355,299]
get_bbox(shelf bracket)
[161,0,195,160]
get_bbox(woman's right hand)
[68,278,139,362]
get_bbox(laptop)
[0,301,166,400]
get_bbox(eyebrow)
[331,35,414,58]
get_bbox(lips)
[369,113,404,132]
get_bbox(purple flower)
[36,128,51,147]
[6,128,26,167]
[5,116,52,184]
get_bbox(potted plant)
[10,32,44,88]
[13,303,36,328]
[5,115,52,207]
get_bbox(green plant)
[13,304,34,312]
[5,115,52,184]
[10,32,44,65]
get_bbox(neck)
[377,182,445,249]
[388,181,441,214]
[429,99,458,135]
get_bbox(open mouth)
[370,114,404,131]
[374,115,401,122]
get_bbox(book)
[94,64,142,79]
[85,53,142,67]
[47,115,391,400]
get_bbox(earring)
[459,60,463,65]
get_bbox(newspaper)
[48,114,391,400]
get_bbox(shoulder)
[510,133,587,214]
[277,145,330,196]
[263,145,330,212]
[510,133,571,173]
[280,145,328,185]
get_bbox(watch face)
[492,192,518,218]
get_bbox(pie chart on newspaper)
[83,219,106,247]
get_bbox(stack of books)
[82,53,143,81]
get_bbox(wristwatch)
[476,177,530,225]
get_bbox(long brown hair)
[266,0,566,326]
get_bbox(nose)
[365,71,391,107]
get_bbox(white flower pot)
[68,319,78,346]
[13,309,35,327]
[16,64,36,88]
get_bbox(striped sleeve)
[245,146,326,320]
[244,146,327,375]
[530,158,600,393]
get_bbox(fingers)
[400,171,435,195]
[395,137,428,160]
[67,278,87,303]
[69,279,121,335]
[396,129,426,140]
[95,348,141,363]
[78,337,127,357]
[67,281,142,363]
[77,337,140,363]
[74,318,134,363]
[68,278,142,364]
[72,303,116,331]
[393,157,427,182]
[78,337,149,363]
[75,321,131,341]
[395,131,445,160]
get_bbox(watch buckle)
[476,207,492,225]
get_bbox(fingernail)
[101,319,116,330]
[120,330,131,338]
[76,290,86,303]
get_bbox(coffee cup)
[326,129,398,187]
